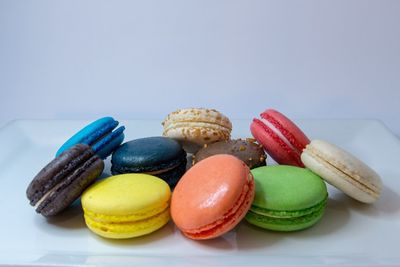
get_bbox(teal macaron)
[246,165,328,231]
[111,137,187,188]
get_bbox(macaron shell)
[184,176,254,239]
[301,140,382,203]
[110,137,187,187]
[246,206,325,232]
[245,165,327,232]
[27,144,104,217]
[37,157,104,217]
[111,137,186,173]
[91,126,125,159]
[162,108,232,153]
[84,208,170,239]
[262,109,310,152]
[251,166,327,212]
[250,109,310,167]
[163,123,231,153]
[153,160,187,188]
[162,108,232,132]
[171,154,251,234]
[56,117,116,156]
[82,174,171,218]
[56,117,124,159]
[250,120,301,166]
[28,144,95,205]
[82,174,171,239]
[193,139,267,169]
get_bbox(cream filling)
[34,182,62,209]
[163,121,231,135]
[260,118,296,152]
[143,164,179,175]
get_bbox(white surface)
[0,119,400,267]
[1,1,400,136]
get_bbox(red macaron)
[250,109,310,167]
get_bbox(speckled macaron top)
[162,108,232,153]
[193,138,266,169]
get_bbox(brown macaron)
[193,138,266,169]
[26,144,104,217]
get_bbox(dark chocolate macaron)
[111,136,187,187]
[27,144,104,217]
[193,138,266,169]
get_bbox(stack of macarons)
[25,107,383,241]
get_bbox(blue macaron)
[111,136,187,187]
[56,117,125,159]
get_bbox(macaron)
[193,138,267,169]
[250,109,310,167]
[171,154,255,240]
[26,144,104,217]
[162,108,232,153]
[81,174,171,239]
[111,137,187,187]
[301,140,382,203]
[246,165,328,231]
[56,117,125,159]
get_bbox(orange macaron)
[171,154,255,240]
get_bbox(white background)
[1,1,399,136]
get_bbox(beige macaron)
[301,140,382,204]
[162,108,232,153]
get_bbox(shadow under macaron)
[333,184,400,217]
[234,196,351,250]
[34,199,86,230]
[298,197,351,237]
[185,153,193,171]
[181,229,239,250]
[349,170,400,216]
[101,158,113,176]
[36,170,112,230]
[90,221,175,246]
[235,221,283,250]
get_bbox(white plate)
[0,119,399,267]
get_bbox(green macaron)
[246,165,328,231]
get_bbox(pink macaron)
[250,109,310,167]
[171,154,255,240]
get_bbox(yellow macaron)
[81,173,171,239]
